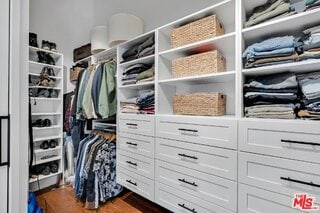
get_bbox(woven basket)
[173,92,226,116]
[70,67,83,81]
[172,50,226,78]
[171,15,225,48]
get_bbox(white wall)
[30,0,94,92]
[30,0,217,92]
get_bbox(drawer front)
[117,168,154,201]
[155,182,233,213]
[118,132,154,158]
[156,115,237,149]
[239,184,320,213]
[239,119,320,163]
[118,149,154,179]
[155,138,237,180]
[119,114,155,136]
[239,152,320,199]
[155,160,237,211]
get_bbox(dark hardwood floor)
[36,186,171,213]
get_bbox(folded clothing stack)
[297,25,320,61]
[244,72,299,119]
[245,0,294,28]
[136,90,155,114]
[297,71,320,120]
[243,36,298,68]
[122,35,155,63]
[122,63,154,85]
[120,90,155,114]
[120,97,139,114]
[305,0,320,11]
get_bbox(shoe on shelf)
[50,90,58,98]
[41,166,51,176]
[40,141,49,150]
[45,53,56,65]
[50,42,57,52]
[49,140,57,148]
[29,32,38,48]
[41,40,50,51]
[37,89,50,97]
[50,162,59,173]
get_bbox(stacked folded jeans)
[122,63,153,85]
[245,0,294,28]
[121,35,155,62]
[305,0,320,11]
[297,71,320,119]
[136,90,155,114]
[244,72,299,119]
[297,25,320,60]
[243,36,298,68]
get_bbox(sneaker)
[41,40,50,50]
[50,42,57,52]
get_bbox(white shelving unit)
[115,0,320,212]
[28,46,64,192]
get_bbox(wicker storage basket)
[70,67,83,81]
[172,50,226,78]
[171,15,225,48]
[173,92,226,116]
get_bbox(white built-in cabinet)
[113,0,320,212]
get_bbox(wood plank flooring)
[37,186,171,213]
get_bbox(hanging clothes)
[74,131,122,209]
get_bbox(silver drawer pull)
[178,203,197,213]
[126,161,137,166]
[280,177,320,188]
[126,179,137,186]
[178,128,198,133]
[178,153,198,160]
[178,178,198,187]
[126,123,138,129]
[126,142,138,146]
[281,139,320,146]
[178,128,198,136]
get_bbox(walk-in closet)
[0,0,320,212]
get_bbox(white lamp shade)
[91,26,109,54]
[109,13,144,47]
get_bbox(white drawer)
[119,114,155,136]
[155,160,237,212]
[155,138,237,180]
[239,119,320,163]
[117,168,154,201]
[239,184,320,213]
[118,149,154,180]
[118,132,154,158]
[156,115,237,149]
[155,182,233,213]
[239,152,320,199]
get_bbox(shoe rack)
[28,46,64,191]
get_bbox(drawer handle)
[126,142,138,146]
[126,161,137,166]
[178,153,198,160]
[281,139,320,146]
[126,123,138,126]
[178,178,198,187]
[178,128,198,133]
[178,203,197,213]
[126,179,137,186]
[280,177,320,188]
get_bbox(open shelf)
[29,73,62,80]
[29,86,62,90]
[242,7,320,42]
[242,59,320,76]
[119,82,155,90]
[29,46,63,58]
[32,156,61,166]
[32,125,61,131]
[33,135,62,143]
[29,171,62,184]
[159,71,235,86]
[92,46,117,63]
[32,112,61,116]
[74,55,92,64]
[31,97,62,101]
[34,146,62,154]
[158,114,236,120]
[29,60,62,70]
[119,55,155,67]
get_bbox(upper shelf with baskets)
[158,0,235,53]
